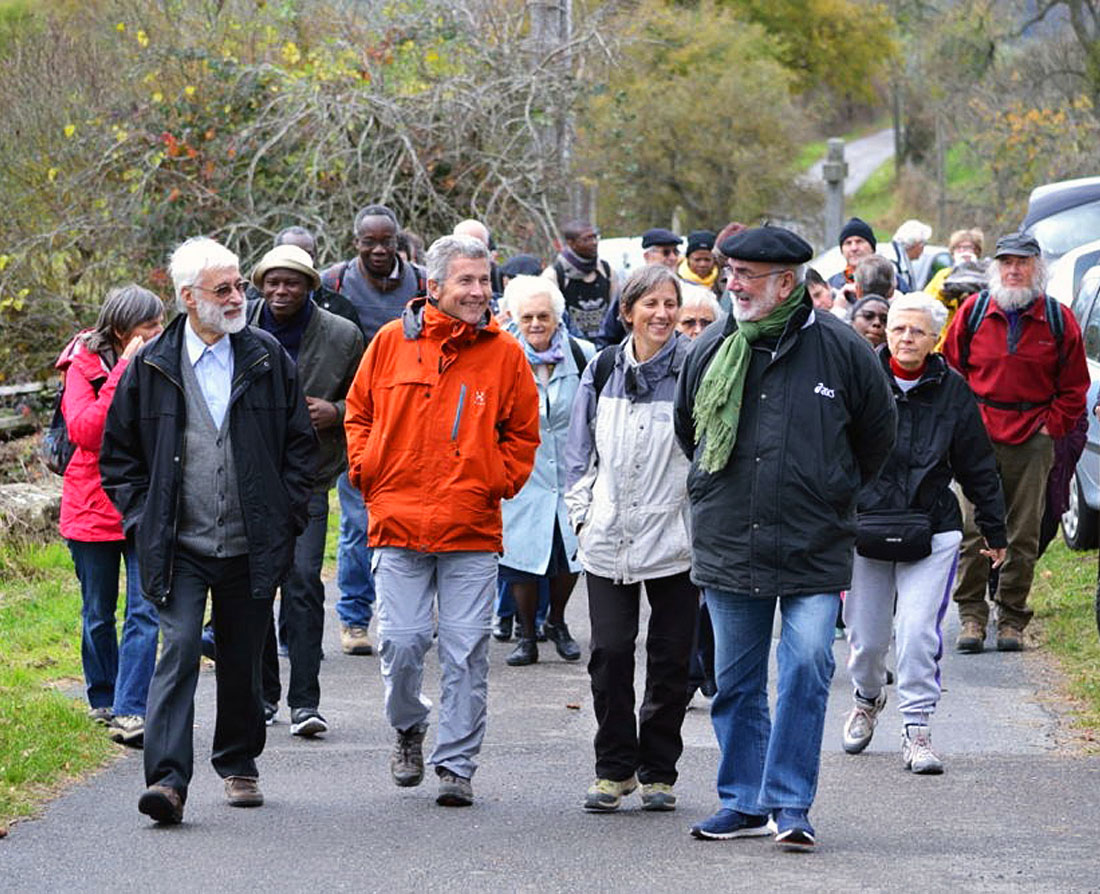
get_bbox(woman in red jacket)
[58,284,164,746]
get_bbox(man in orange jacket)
[345,234,540,807]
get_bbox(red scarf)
[889,356,926,380]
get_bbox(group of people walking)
[56,204,1091,851]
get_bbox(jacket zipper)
[144,355,186,602]
[451,384,467,441]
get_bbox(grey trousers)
[844,530,962,727]
[372,547,497,779]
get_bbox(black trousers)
[586,570,698,785]
[262,492,328,710]
[144,550,272,797]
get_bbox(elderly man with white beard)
[101,237,316,825]
[942,232,1089,653]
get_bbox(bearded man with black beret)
[674,225,896,850]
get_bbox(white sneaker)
[902,725,944,774]
[842,689,886,754]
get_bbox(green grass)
[1031,541,1100,742]
[847,159,896,237]
[0,540,118,831]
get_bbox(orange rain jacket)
[345,297,540,553]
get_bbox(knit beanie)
[838,217,876,250]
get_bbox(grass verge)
[1031,541,1100,743]
[0,540,118,833]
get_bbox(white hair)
[893,219,933,249]
[500,274,565,322]
[888,292,948,337]
[680,283,720,316]
[169,237,239,312]
[425,234,490,284]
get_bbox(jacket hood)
[55,330,95,372]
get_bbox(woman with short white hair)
[677,285,722,340]
[841,292,1007,774]
[497,275,593,666]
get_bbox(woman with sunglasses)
[849,295,890,348]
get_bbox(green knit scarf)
[693,284,806,473]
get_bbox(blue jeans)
[68,539,159,716]
[336,471,375,627]
[705,589,840,814]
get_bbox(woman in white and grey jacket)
[565,264,696,814]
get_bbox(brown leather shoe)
[138,785,184,824]
[224,776,264,807]
[996,626,1024,652]
[956,619,986,653]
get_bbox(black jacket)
[859,348,1007,547]
[674,297,897,597]
[100,315,316,605]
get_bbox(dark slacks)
[144,549,272,798]
[586,570,698,785]
[262,491,329,709]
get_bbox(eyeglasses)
[648,246,680,257]
[858,310,888,324]
[888,324,931,338]
[726,266,788,284]
[356,236,397,250]
[192,280,249,301]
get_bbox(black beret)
[994,232,1040,258]
[500,253,544,278]
[685,230,717,256]
[718,225,814,265]
[838,217,876,250]
[641,227,682,249]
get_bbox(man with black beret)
[674,225,897,850]
[641,227,682,270]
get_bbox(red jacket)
[345,298,539,553]
[56,334,130,541]
[942,292,1089,445]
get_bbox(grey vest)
[177,345,249,558]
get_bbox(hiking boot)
[88,706,114,725]
[289,707,328,738]
[340,624,373,655]
[391,725,426,787]
[138,785,183,825]
[436,769,474,807]
[506,637,538,666]
[774,808,816,851]
[640,782,677,811]
[583,775,638,812]
[996,626,1024,652]
[492,615,514,642]
[224,776,264,807]
[108,714,145,747]
[842,689,887,754]
[542,619,582,661]
[902,725,944,774]
[956,619,986,653]
[690,808,772,840]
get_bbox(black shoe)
[700,677,718,698]
[263,702,278,725]
[506,637,538,666]
[535,624,548,643]
[492,615,514,642]
[542,619,581,661]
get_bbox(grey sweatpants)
[843,531,962,727]
[372,547,497,779]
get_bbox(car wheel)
[1061,470,1099,550]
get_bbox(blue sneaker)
[690,808,772,840]
[773,808,816,851]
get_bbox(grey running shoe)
[584,775,638,812]
[290,708,328,738]
[902,725,944,774]
[108,714,145,747]
[391,725,426,787]
[88,706,113,725]
[436,769,473,806]
[641,782,676,811]
[842,689,886,754]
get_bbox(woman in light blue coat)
[499,275,595,666]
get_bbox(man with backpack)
[319,203,425,657]
[542,220,619,346]
[942,233,1089,653]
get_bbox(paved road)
[808,128,896,197]
[4,577,1099,893]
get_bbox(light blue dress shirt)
[184,320,234,429]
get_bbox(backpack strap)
[333,260,351,295]
[1044,293,1065,364]
[591,345,617,399]
[568,337,587,373]
[959,289,991,371]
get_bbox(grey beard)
[196,295,246,334]
[990,284,1039,312]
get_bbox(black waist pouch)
[855,510,932,562]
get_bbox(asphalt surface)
[4,576,1099,893]
[808,128,896,197]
